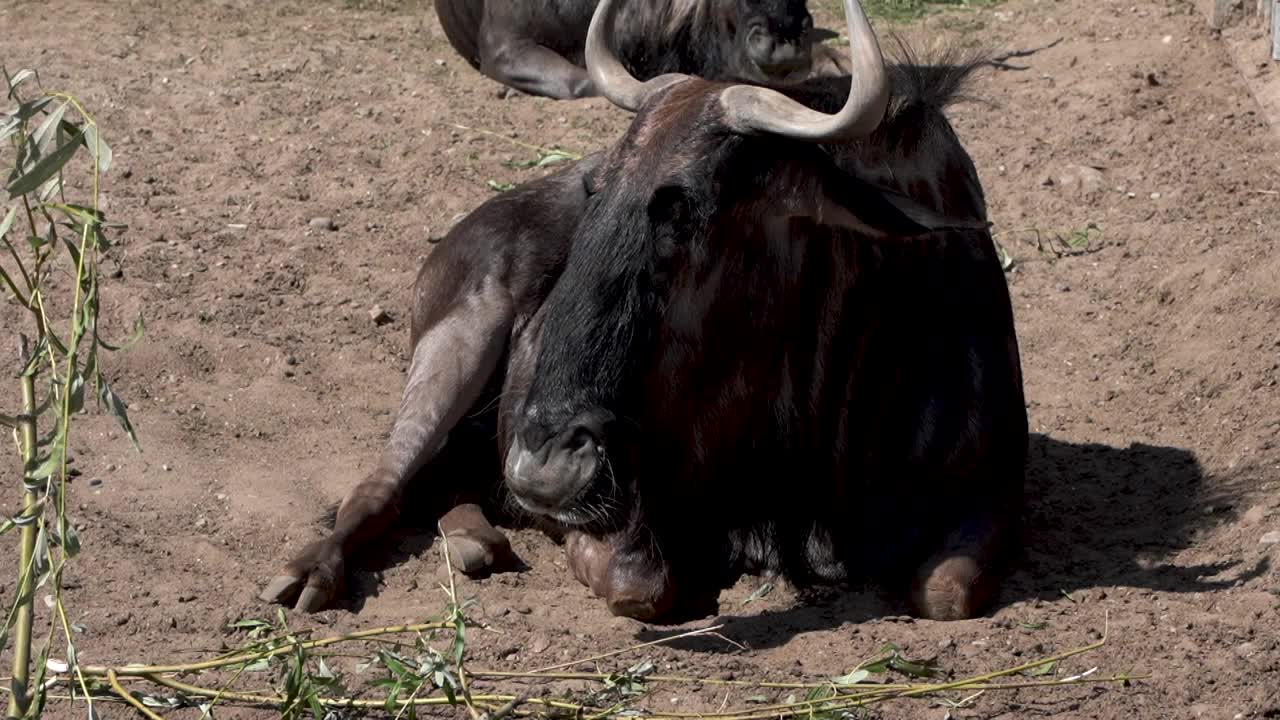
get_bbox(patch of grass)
[813,0,1002,25]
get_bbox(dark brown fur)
[263,53,1028,624]
[432,0,833,99]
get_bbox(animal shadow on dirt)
[639,433,1270,653]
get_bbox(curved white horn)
[718,0,889,141]
[585,0,692,112]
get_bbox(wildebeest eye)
[647,185,690,232]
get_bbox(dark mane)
[767,39,992,122]
[617,0,737,78]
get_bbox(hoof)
[604,547,676,622]
[260,538,344,613]
[565,531,613,595]
[438,503,512,575]
[911,554,987,621]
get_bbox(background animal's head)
[734,0,817,78]
[502,0,987,529]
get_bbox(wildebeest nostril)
[565,426,599,455]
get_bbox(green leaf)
[98,377,140,450]
[486,179,515,192]
[741,581,774,605]
[32,525,51,575]
[0,96,53,143]
[830,669,869,685]
[379,650,409,678]
[240,657,271,672]
[226,618,273,633]
[502,150,578,170]
[0,205,16,238]
[30,100,69,156]
[307,692,325,720]
[67,372,85,415]
[59,522,82,558]
[98,313,145,353]
[4,68,38,96]
[28,436,66,481]
[38,174,62,203]
[887,655,938,678]
[7,126,85,198]
[1021,660,1058,677]
[82,123,112,174]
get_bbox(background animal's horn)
[717,0,889,141]
[585,0,691,112]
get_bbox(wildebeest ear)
[579,151,606,196]
[793,167,991,238]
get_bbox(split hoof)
[260,537,344,613]
[438,503,512,575]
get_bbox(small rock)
[1161,35,1172,44]
[1150,191,1161,200]
[195,517,208,529]
[88,478,103,487]
[106,463,117,472]
[498,646,519,658]
[938,637,955,649]
[514,605,533,615]
[284,354,298,366]
[1056,164,1105,198]
[309,217,337,231]
[530,634,552,654]
[368,305,392,325]
[168,617,178,629]
[1260,530,1280,545]
[162,464,172,472]
[215,493,228,502]
[1235,641,1259,658]
[115,614,131,627]
[178,594,197,603]
[1243,505,1267,525]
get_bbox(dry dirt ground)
[2,0,1279,717]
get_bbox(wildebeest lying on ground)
[262,0,1029,622]
[433,0,844,99]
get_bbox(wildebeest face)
[737,0,816,78]
[502,0,986,529]
[502,97,720,528]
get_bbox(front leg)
[261,281,515,612]
[565,531,677,621]
[564,526,727,623]
[478,33,596,100]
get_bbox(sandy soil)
[1,0,1278,717]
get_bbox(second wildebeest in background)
[434,0,837,99]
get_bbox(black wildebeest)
[262,0,1028,622]
[433,0,838,99]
